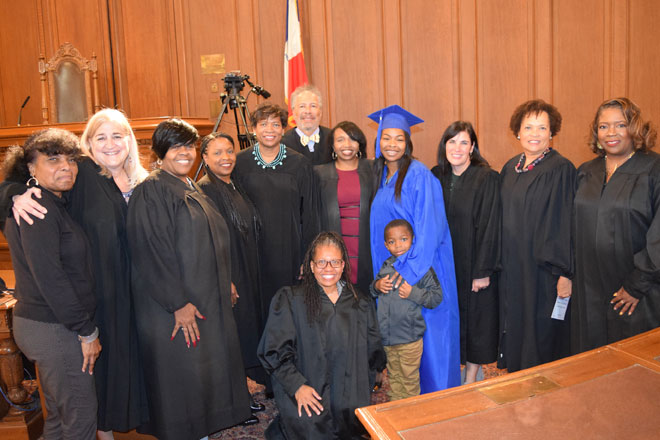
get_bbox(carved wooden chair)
[38,42,100,124]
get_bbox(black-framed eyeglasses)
[313,259,343,269]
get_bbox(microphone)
[17,95,30,126]
[245,79,271,99]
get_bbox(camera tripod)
[194,72,270,180]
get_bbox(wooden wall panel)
[476,0,531,169]
[110,0,181,117]
[326,0,384,155]
[401,0,455,165]
[628,0,660,128]
[552,0,606,167]
[0,1,42,127]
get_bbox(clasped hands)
[374,272,412,298]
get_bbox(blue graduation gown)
[370,160,461,391]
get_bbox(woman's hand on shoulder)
[13,187,47,225]
[172,302,206,347]
[294,384,323,417]
[611,287,639,316]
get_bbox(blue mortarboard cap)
[367,105,424,158]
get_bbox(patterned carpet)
[211,362,508,439]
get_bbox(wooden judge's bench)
[357,327,660,439]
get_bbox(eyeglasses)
[313,259,343,269]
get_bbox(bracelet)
[78,327,99,343]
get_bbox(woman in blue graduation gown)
[572,98,660,353]
[368,105,461,392]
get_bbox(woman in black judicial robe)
[432,121,500,383]
[127,119,251,440]
[572,98,660,354]
[499,100,575,372]
[232,103,319,325]
[314,121,376,294]
[0,109,149,436]
[197,132,266,386]
[258,232,386,440]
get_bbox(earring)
[550,136,553,140]
[517,136,520,140]
[597,142,604,150]
[469,150,473,158]
[331,151,337,160]
[26,175,39,187]
[156,159,162,166]
[356,151,362,158]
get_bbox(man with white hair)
[282,84,332,165]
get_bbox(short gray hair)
[291,84,323,108]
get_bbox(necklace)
[253,143,286,169]
[515,148,552,173]
[605,151,635,178]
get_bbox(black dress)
[197,171,264,376]
[432,164,501,365]
[233,146,319,322]
[572,152,660,353]
[0,157,147,432]
[127,170,251,440]
[258,285,386,440]
[281,126,332,165]
[499,149,576,372]
[314,159,376,295]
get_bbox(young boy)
[371,219,443,400]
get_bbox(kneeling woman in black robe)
[258,231,386,439]
[127,119,251,440]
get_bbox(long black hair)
[435,120,489,176]
[373,131,414,201]
[301,231,359,323]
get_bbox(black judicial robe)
[499,149,576,372]
[282,125,333,165]
[233,146,319,323]
[314,159,376,294]
[0,157,147,432]
[572,152,660,353]
[258,285,386,440]
[197,171,264,372]
[127,170,250,440]
[432,164,501,365]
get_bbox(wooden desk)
[357,328,660,439]
[0,271,43,440]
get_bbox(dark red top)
[336,168,361,284]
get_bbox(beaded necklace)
[253,143,287,169]
[514,147,552,173]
